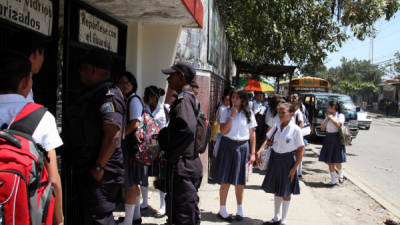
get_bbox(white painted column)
[126,21,143,95]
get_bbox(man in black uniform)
[67,50,125,225]
[162,61,203,225]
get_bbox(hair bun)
[158,88,165,97]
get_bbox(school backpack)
[127,95,161,166]
[0,103,55,225]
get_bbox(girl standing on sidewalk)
[212,88,257,222]
[257,103,304,225]
[117,72,145,225]
[141,85,168,217]
[319,100,346,185]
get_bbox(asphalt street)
[345,117,400,214]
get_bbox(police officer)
[67,50,125,225]
[161,61,203,225]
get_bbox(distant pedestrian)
[212,88,257,222]
[190,81,200,96]
[257,102,304,225]
[319,100,346,185]
[265,95,285,131]
[142,85,168,218]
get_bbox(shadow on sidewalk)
[200,211,265,224]
[302,180,336,189]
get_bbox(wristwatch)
[94,165,104,171]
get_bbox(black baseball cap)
[162,61,196,81]
[80,49,111,70]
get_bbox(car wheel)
[366,126,370,130]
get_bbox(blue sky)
[325,12,400,69]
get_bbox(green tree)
[394,51,400,74]
[307,58,383,95]
[216,0,399,67]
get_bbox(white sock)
[338,169,344,179]
[273,196,283,221]
[124,204,135,225]
[133,196,141,220]
[281,200,291,224]
[219,205,229,218]
[330,171,337,183]
[237,204,243,217]
[140,186,148,208]
[159,191,166,213]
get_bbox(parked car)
[300,92,359,138]
[357,108,372,130]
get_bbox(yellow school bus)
[279,76,330,96]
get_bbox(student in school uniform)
[257,102,304,225]
[212,88,257,222]
[216,88,233,122]
[0,51,64,225]
[141,85,168,217]
[116,72,144,225]
[266,96,285,131]
[252,92,267,149]
[319,100,346,185]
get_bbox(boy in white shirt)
[0,51,63,224]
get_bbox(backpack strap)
[9,103,47,136]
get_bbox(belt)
[222,136,248,144]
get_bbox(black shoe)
[132,218,142,225]
[236,215,243,221]
[339,177,344,184]
[263,220,281,225]
[218,213,233,222]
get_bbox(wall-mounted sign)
[79,9,118,53]
[0,0,53,36]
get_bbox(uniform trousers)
[166,172,202,225]
[78,170,123,225]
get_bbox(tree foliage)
[216,0,399,66]
[302,57,384,95]
[394,51,400,74]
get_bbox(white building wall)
[125,22,181,96]
[141,24,181,96]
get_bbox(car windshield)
[314,95,357,120]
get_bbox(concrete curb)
[343,168,400,219]
[308,147,400,219]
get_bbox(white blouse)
[216,104,229,123]
[220,109,258,141]
[325,112,345,133]
[251,101,266,115]
[145,101,167,129]
[267,121,304,154]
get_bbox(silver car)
[357,108,372,130]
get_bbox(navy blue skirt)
[122,142,149,187]
[211,136,249,186]
[261,150,300,197]
[319,133,347,163]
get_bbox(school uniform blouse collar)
[0,94,27,104]
[278,120,295,132]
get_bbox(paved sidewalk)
[135,170,334,225]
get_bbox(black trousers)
[166,172,202,225]
[77,170,123,225]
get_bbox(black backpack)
[188,92,211,154]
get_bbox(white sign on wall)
[0,0,53,36]
[79,9,118,53]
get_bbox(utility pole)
[370,38,374,64]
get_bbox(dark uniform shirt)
[68,81,125,183]
[167,87,203,178]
